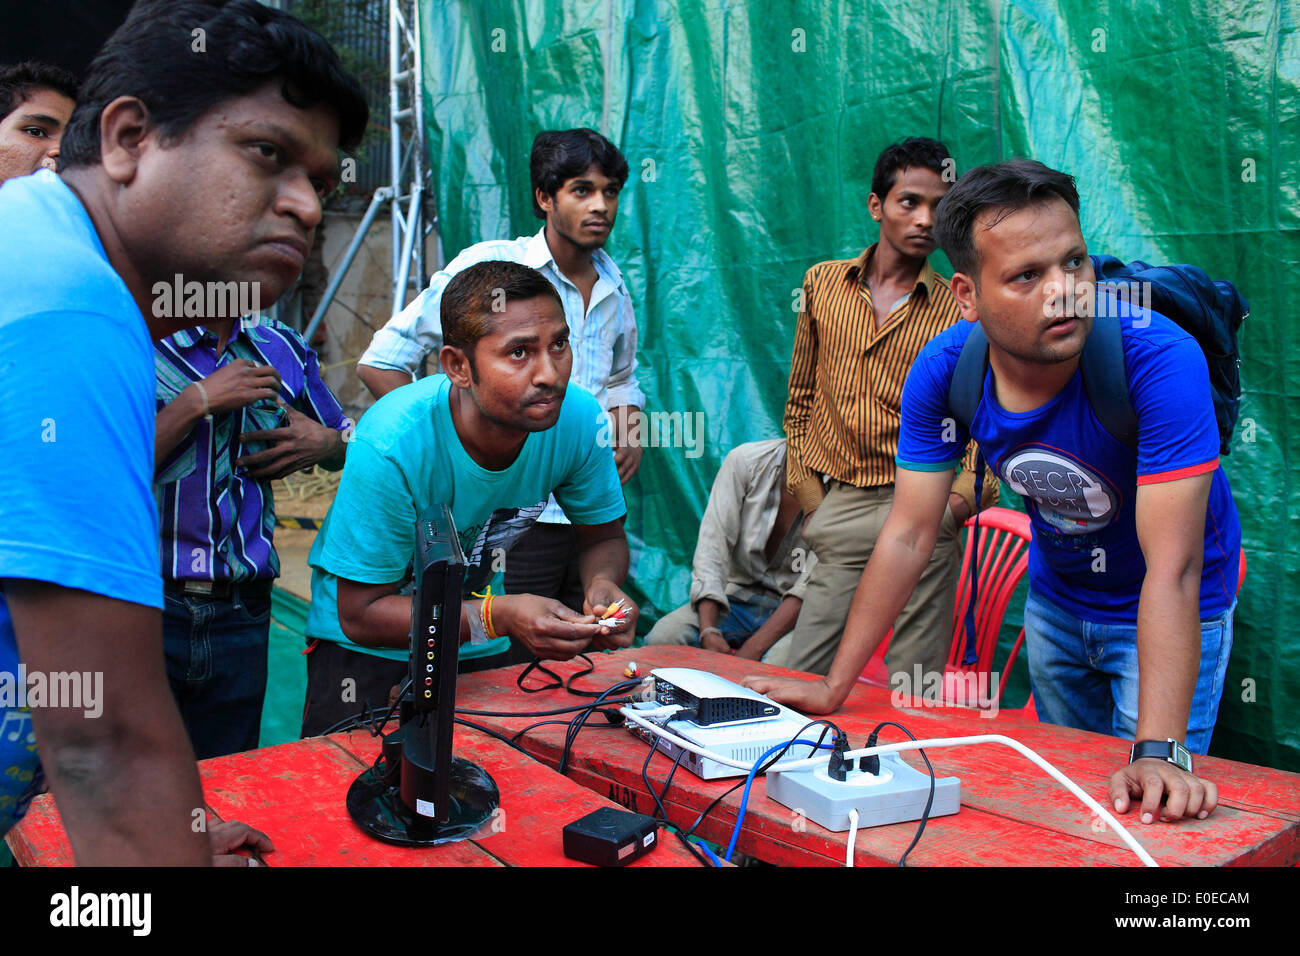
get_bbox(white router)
[622,668,822,779]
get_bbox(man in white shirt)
[357,128,644,648]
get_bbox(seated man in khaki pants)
[646,438,813,659]
[769,137,995,678]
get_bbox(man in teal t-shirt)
[301,260,636,735]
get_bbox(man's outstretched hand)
[740,675,840,715]
[1108,758,1218,824]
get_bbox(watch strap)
[1129,738,1193,772]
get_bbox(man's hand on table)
[740,674,840,715]
[1109,758,1219,824]
[583,578,638,651]
[208,818,275,866]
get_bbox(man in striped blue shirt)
[154,314,351,758]
[357,129,644,647]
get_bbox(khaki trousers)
[764,480,960,677]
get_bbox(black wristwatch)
[1129,738,1193,773]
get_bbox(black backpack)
[948,256,1249,455]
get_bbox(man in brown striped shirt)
[769,137,995,678]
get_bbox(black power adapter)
[562,807,659,867]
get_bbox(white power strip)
[766,752,960,832]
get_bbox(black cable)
[317,676,414,738]
[681,720,838,840]
[452,672,641,772]
[456,698,635,719]
[516,657,566,693]
[649,714,696,819]
[509,716,623,744]
[868,720,935,867]
[559,703,605,773]
[555,678,642,774]
[558,703,602,775]
[453,717,540,760]
[670,826,713,867]
[638,743,711,866]
[317,708,376,737]
[495,663,647,774]
[563,658,624,698]
[517,654,645,700]
[368,677,412,735]
[318,699,389,737]
[642,736,689,820]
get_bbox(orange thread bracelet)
[483,593,498,641]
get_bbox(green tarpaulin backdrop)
[417,0,1299,772]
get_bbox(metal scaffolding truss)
[304,0,433,341]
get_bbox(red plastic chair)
[860,510,1248,716]
[859,507,1033,715]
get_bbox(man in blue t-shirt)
[747,160,1240,826]
[0,0,367,861]
[300,260,637,737]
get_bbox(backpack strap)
[1080,303,1138,449]
[947,325,990,668]
[948,323,990,433]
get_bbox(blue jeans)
[1023,588,1235,754]
[162,583,272,760]
[645,593,780,650]
[710,596,780,648]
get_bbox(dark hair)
[441,260,564,361]
[870,136,951,200]
[60,0,368,169]
[0,62,78,121]
[530,128,629,218]
[934,159,1081,276]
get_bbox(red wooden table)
[5,725,701,866]
[455,646,1300,867]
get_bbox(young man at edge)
[747,161,1239,826]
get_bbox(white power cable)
[620,709,1158,867]
[846,808,859,867]
[836,734,1157,867]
